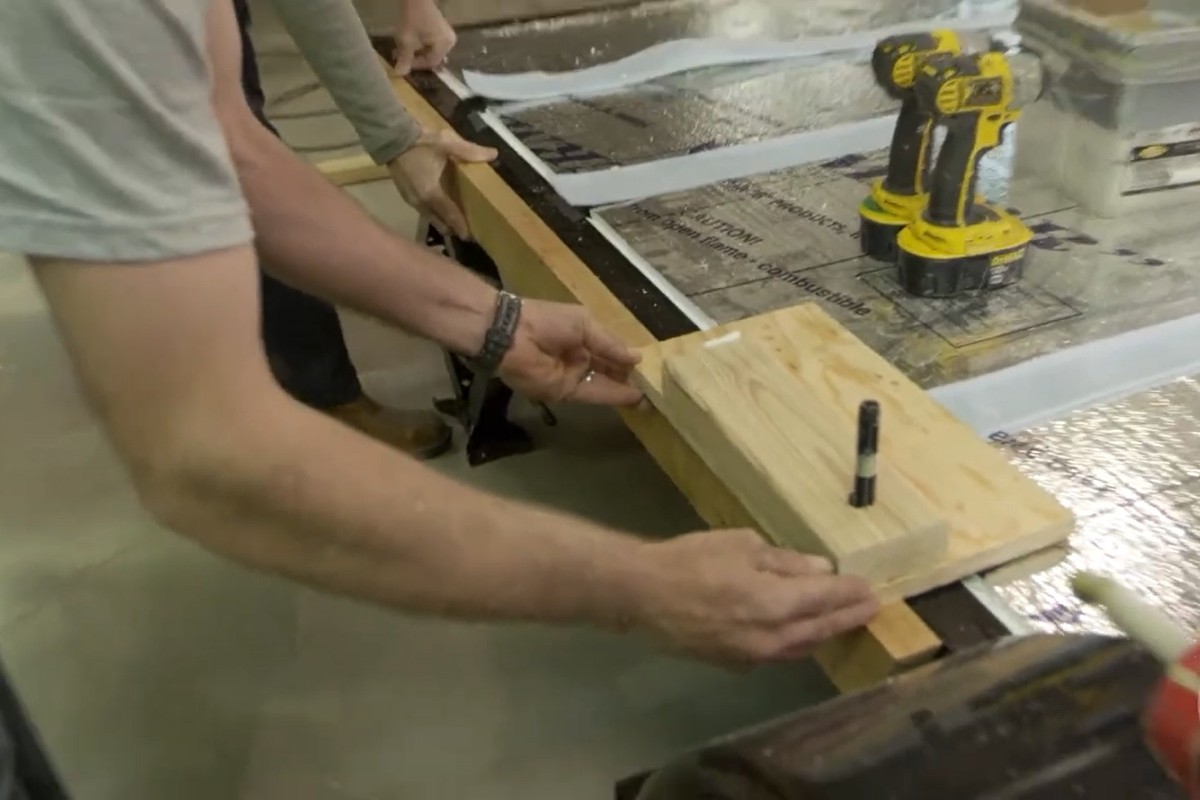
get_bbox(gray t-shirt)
[0,0,253,262]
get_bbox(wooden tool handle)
[1071,572,1192,664]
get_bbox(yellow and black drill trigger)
[858,30,961,263]
[895,50,1035,298]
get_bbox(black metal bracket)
[423,223,556,466]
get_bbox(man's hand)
[393,0,456,74]
[634,529,879,665]
[389,127,497,240]
[499,300,644,407]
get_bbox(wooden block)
[659,334,949,584]
[817,600,943,691]
[637,303,1075,601]
[314,153,389,187]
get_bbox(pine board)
[636,302,1075,601]
[661,335,950,584]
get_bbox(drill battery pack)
[859,190,922,263]
[867,45,1042,298]
[895,206,1033,298]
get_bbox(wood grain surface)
[660,334,949,583]
[638,303,1076,602]
[315,152,390,186]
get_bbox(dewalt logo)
[990,248,1025,268]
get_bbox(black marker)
[850,400,879,508]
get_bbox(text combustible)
[763,269,871,317]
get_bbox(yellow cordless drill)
[858,29,962,262]
[895,49,1044,297]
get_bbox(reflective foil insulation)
[448,0,984,77]
[988,376,1200,637]
[443,0,1200,633]
[499,59,897,173]
[458,0,1005,175]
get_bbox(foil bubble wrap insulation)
[449,0,1008,77]
[499,58,897,173]
[989,376,1200,638]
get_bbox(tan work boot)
[326,394,453,460]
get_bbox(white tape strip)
[461,11,1017,101]
[552,113,899,207]
[929,311,1200,437]
[434,67,473,99]
[963,576,1035,634]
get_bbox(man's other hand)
[500,300,644,407]
[394,0,456,74]
[389,128,497,240]
[636,529,879,666]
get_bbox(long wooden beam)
[315,152,390,186]
[387,74,943,691]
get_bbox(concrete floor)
[0,8,833,799]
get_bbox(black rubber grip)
[926,116,984,227]
[882,98,929,196]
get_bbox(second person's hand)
[499,299,644,407]
[393,0,457,73]
[632,529,879,666]
[389,127,497,240]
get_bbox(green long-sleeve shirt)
[270,0,423,165]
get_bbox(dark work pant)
[0,651,67,799]
[234,0,362,408]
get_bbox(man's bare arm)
[32,247,653,627]
[33,250,877,660]
[8,0,877,666]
